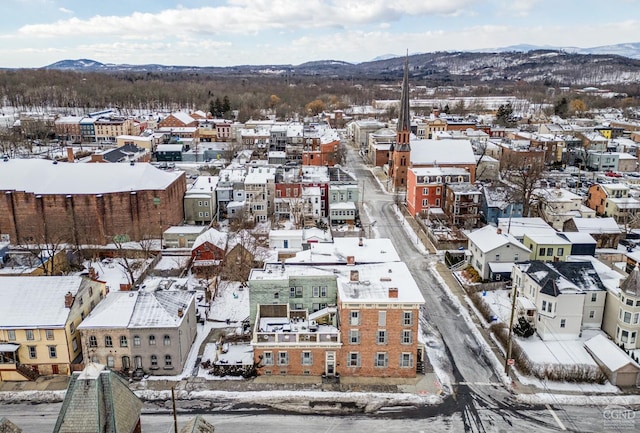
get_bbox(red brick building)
[0,160,185,245]
[158,112,198,128]
[406,167,472,216]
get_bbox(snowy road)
[343,144,631,432]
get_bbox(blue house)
[481,183,523,225]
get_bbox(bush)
[513,317,535,338]
[461,265,482,283]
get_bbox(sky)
[1,0,639,68]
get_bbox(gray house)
[78,290,197,376]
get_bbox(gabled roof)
[466,225,530,254]
[192,228,228,251]
[180,415,216,433]
[53,363,142,433]
[568,217,621,234]
[520,261,607,296]
[585,334,640,372]
[0,276,89,328]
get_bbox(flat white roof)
[0,160,182,194]
[410,139,476,166]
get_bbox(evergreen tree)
[222,95,231,117]
[495,103,515,127]
[554,97,569,117]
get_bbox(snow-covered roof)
[168,112,196,125]
[525,233,570,245]
[244,166,276,184]
[164,226,208,235]
[79,290,195,329]
[156,144,184,152]
[535,188,582,202]
[488,262,515,273]
[497,218,556,239]
[330,202,357,210]
[337,262,424,304]
[192,228,228,251]
[410,139,476,166]
[0,160,183,195]
[117,134,153,142]
[187,176,218,194]
[409,167,470,177]
[569,217,621,234]
[520,261,607,295]
[466,225,530,254]
[0,276,87,328]
[286,237,400,264]
[585,334,640,372]
[558,232,596,244]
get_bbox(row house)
[511,261,606,341]
[444,183,482,229]
[245,166,276,223]
[18,113,55,139]
[78,290,196,376]
[184,176,218,225]
[328,184,359,227]
[94,118,138,144]
[586,151,638,172]
[80,117,97,143]
[239,126,270,148]
[249,256,425,379]
[415,117,447,140]
[54,116,82,143]
[406,167,471,217]
[603,266,640,350]
[301,128,340,167]
[562,217,622,249]
[216,165,246,220]
[587,183,640,223]
[512,132,565,164]
[0,276,106,380]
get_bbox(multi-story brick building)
[0,159,186,245]
[406,167,471,216]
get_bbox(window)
[591,293,597,302]
[120,336,128,347]
[348,352,361,367]
[557,247,564,256]
[48,346,57,358]
[378,311,386,326]
[589,310,595,319]
[89,335,97,348]
[495,254,500,261]
[46,329,54,340]
[133,335,141,346]
[149,335,156,345]
[164,335,171,346]
[400,353,413,368]
[623,311,632,324]
[349,329,360,344]
[422,199,429,207]
[542,300,547,312]
[263,352,274,365]
[634,313,640,325]
[274,292,279,299]
[626,298,634,306]
[165,355,172,367]
[289,286,303,298]
[402,330,413,344]
[107,356,115,368]
[104,336,113,347]
[278,352,289,366]
[151,355,158,367]
[514,254,519,261]
[560,319,566,328]
[313,286,319,297]
[7,330,15,341]
[546,248,553,257]
[403,311,413,326]
[621,329,629,343]
[26,330,34,341]
[423,188,429,195]
[350,311,360,326]
[539,248,546,257]
[28,346,37,359]
[301,352,313,366]
[377,330,387,344]
[374,352,388,367]
[72,338,78,352]
[320,286,327,297]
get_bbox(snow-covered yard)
[209,281,250,323]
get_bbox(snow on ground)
[154,255,190,271]
[197,341,254,380]
[209,281,249,323]
[392,204,429,255]
[87,258,151,290]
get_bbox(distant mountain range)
[41,42,640,86]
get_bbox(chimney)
[350,270,359,282]
[120,283,132,291]
[88,267,97,280]
[497,228,502,235]
[358,237,363,247]
[66,147,74,162]
[177,308,184,318]
[346,256,355,265]
[388,287,399,298]
[64,292,74,308]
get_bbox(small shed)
[584,334,640,387]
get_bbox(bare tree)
[500,152,546,218]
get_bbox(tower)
[389,54,411,191]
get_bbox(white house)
[512,261,607,341]
[535,188,595,231]
[466,225,530,281]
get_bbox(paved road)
[343,144,628,432]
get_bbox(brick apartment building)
[0,159,186,245]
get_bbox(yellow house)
[115,134,154,151]
[0,276,106,381]
[523,233,571,262]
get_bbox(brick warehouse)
[0,159,186,245]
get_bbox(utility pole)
[171,386,178,433]
[504,283,518,376]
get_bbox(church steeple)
[388,53,411,191]
[396,54,411,148]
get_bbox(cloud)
[16,1,477,38]
[58,7,73,14]
[495,0,541,17]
